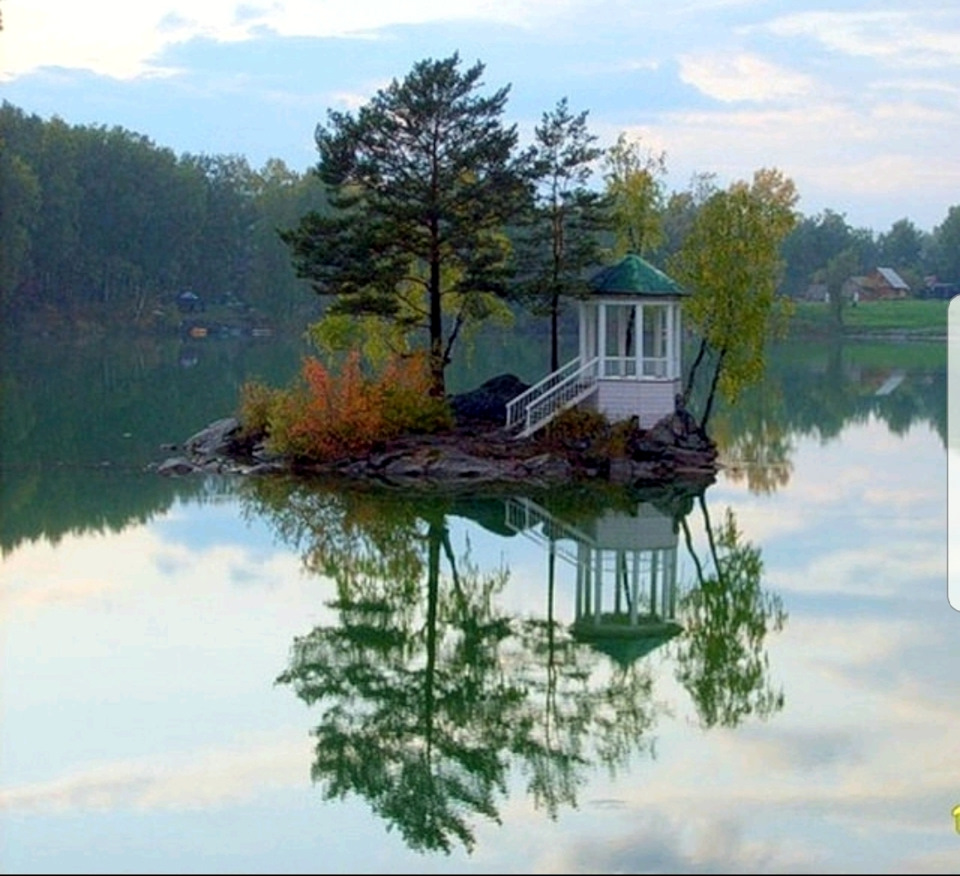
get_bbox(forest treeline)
[1,99,958,333]
[0,101,328,330]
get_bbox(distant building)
[176,290,205,313]
[843,267,910,302]
[919,277,960,300]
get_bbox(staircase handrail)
[505,356,598,431]
[519,357,599,436]
[504,357,580,428]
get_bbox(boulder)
[184,417,242,459]
[156,456,201,476]
[449,374,530,426]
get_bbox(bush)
[238,351,453,462]
[237,379,279,440]
[546,407,610,445]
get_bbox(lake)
[1,330,955,873]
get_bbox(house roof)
[589,254,687,297]
[876,267,909,289]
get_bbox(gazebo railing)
[505,356,599,438]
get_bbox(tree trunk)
[428,223,444,397]
[699,346,727,432]
[550,295,560,373]
[683,337,709,405]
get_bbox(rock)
[184,417,242,459]
[609,458,634,484]
[449,374,530,426]
[157,456,201,476]
[521,453,574,483]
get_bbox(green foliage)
[236,379,279,440]
[280,54,532,397]
[545,407,609,445]
[543,407,637,458]
[603,132,668,258]
[821,247,860,329]
[0,101,326,329]
[671,168,799,429]
[515,98,609,371]
[788,298,948,337]
[676,501,787,729]
[930,205,960,281]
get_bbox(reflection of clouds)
[770,544,943,598]
[0,732,309,814]
[539,812,820,874]
[893,850,960,874]
[778,617,925,669]
[731,727,865,772]
[1,522,303,615]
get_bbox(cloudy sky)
[3,0,959,233]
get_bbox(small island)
[152,376,719,492]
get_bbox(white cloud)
[1,0,564,81]
[759,9,960,68]
[678,52,814,103]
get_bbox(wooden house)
[844,267,910,302]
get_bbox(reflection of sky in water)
[1,416,956,873]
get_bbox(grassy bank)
[787,299,948,340]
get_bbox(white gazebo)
[506,254,688,437]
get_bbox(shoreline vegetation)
[10,296,949,343]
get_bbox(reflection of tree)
[707,339,947,496]
[0,331,305,554]
[245,480,667,855]
[711,377,794,495]
[276,534,517,854]
[676,497,786,728]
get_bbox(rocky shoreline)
[150,374,720,491]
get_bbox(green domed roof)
[589,254,686,297]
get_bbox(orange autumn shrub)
[258,350,453,462]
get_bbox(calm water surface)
[1,332,955,873]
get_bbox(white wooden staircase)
[505,356,599,439]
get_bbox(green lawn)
[788,298,948,338]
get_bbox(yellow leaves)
[603,132,667,258]
[672,167,800,409]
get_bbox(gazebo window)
[641,305,670,378]
[604,304,636,377]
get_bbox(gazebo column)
[665,306,674,379]
[634,304,642,378]
[597,303,606,377]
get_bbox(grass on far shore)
[787,298,949,338]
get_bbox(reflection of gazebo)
[504,497,682,667]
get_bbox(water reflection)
[0,335,944,551]
[709,340,946,494]
[242,479,787,855]
[677,496,786,728]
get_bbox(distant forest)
[1,101,958,333]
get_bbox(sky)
[2,0,959,233]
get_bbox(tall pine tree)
[281,54,532,396]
